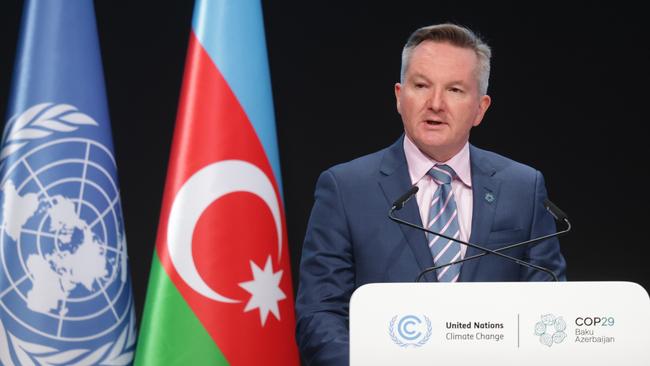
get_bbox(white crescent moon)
[167,160,282,303]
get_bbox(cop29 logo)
[534,313,567,347]
[388,314,432,347]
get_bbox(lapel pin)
[484,192,495,203]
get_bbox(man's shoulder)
[471,145,540,181]
[325,143,396,181]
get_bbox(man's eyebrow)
[447,80,468,86]
[409,73,430,81]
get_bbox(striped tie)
[426,164,462,282]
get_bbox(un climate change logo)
[0,104,134,365]
[389,314,432,347]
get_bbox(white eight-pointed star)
[238,255,286,326]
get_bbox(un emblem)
[0,103,134,365]
[388,314,432,347]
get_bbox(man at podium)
[295,23,567,365]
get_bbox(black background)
[1,1,648,324]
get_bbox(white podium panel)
[350,282,650,366]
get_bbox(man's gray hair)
[400,23,491,95]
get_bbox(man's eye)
[449,87,463,93]
[415,83,426,89]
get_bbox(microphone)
[391,185,419,210]
[388,187,570,282]
[544,198,568,222]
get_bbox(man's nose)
[426,89,444,111]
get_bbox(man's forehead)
[410,41,478,64]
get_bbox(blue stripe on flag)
[192,0,284,192]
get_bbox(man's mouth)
[425,119,444,126]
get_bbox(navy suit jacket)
[295,136,567,365]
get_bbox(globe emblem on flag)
[0,105,132,347]
[0,137,132,341]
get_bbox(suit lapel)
[378,136,437,282]
[461,145,501,282]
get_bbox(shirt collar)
[403,134,472,187]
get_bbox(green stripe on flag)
[134,250,229,365]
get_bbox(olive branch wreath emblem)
[1,103,98,161]
[388,315,432,348]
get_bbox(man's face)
[395,41,491,162]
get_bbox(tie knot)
[428,164,455,184]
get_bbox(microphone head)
[392,185,419,210]
[544,198,568,221]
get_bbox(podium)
[350,282,650,365]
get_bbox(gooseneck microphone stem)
[388,186,569,283]
[388,207,561,282]
[412,217,571,282]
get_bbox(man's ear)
[395,83,402,114]
[473,94,491,126]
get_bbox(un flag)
[0,2,136,365]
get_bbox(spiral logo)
[389,314,432,347]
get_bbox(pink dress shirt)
[403,135,473,258]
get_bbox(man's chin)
[418,141,463,162]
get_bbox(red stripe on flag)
[155,32,299,365]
